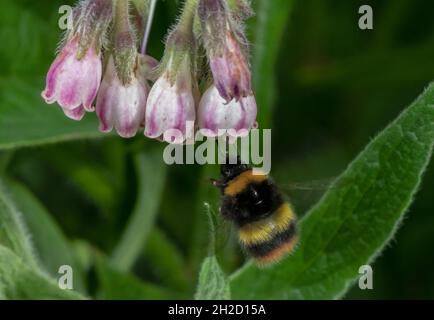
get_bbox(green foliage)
[0,179,38,269]
[5,179,86,293]
[95,253,183,300]
[250,0,295,128]
[0,78,104,150]
[229,83,434,299]
[0,246,83,300]
[195,256,231,300]
[195,205,231,300]
[110,149,168,271]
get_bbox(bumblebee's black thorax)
[214,158,298,265]
[220,171,285,227]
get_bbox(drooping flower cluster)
[42,0,257,143]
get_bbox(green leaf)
[195,256,231,300]
[230,82,434,299]
[110,148,167,271]
[0,78,105,150]
[43,141,127,218]
[0,179,37,268]
[143,228,190,292]
[195,204,231,300]
[0,1,59,76]
[0,245,84,300]
[0,152,13,173]
[251,0,295,128]
[4,179,86,293]
[95,253,182,300]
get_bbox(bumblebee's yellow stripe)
[255,236,298,266]
[224,170,268,197]
[239,203,295,245]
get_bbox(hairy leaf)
[0,245,84,300]
[5,179,86,293]
[195,256,231,300]
[0,179,37,268]
[230,82,434,299]
[195,203,231,300]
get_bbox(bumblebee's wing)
[278,176,351,191]
[276,176,353,209]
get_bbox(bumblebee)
[212,158,298,266]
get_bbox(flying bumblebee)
[212,157,298,266]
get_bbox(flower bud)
[199,0,252,102]
[198,85,257,137]
[145,54,196,143]
[96,56,149,138]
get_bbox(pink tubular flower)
[209,30,252,103]
[96,56,149,138]
[41,37,102,116]
[198,85,257,137]
[42,0,112,119]
[64,106,86,121]
[144,56,196,143]
[199,0,253,102]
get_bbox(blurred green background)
[0,0,434,299]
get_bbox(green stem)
[114,0,132,34]
[226,0,253,20]
[177,0,199,34]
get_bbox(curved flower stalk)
[198,85,257,137]
[42,0,112,119]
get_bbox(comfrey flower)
[144,56,196,143]
[96,0,157,138]
[198,85,257,137]
[42,0,112,120]
[96,56,151,138]
[199,0,253,103]
[41,0,260,142]
[144,10,198,143]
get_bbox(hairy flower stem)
[113,0,137,85]
[141,0,157,54]
[177,0,199,36]
[114,0,132,34]
[226,0,253,19]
